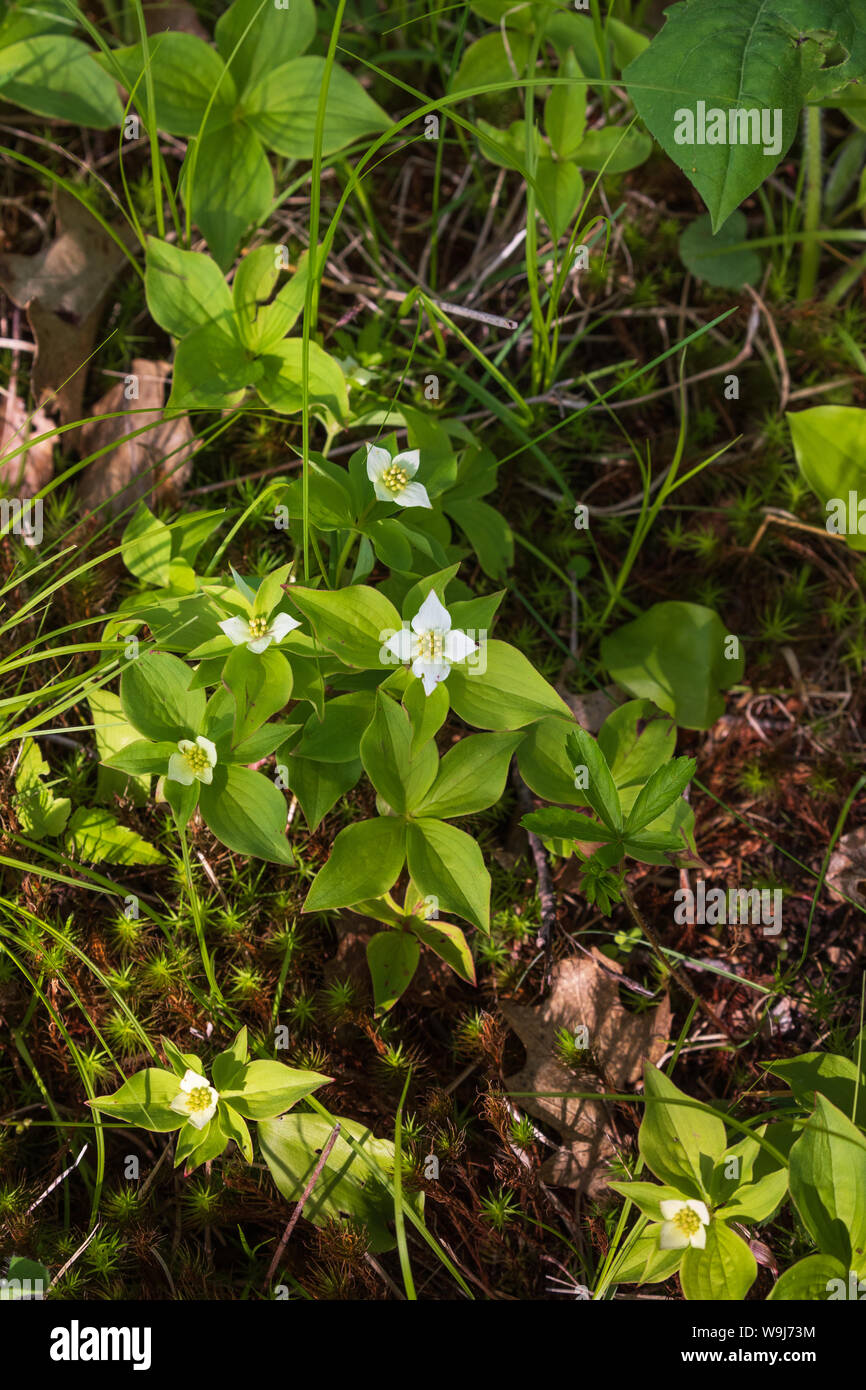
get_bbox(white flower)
[167,736,217,787]
[384,590,477,697]
[366,443,431,509]
[218,611,300,654]
[169,1068,218,1131]
[659,1197,711,1250]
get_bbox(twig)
[263,1122,341,1289]
[25,1144,88,1214]
[512,767,556,990]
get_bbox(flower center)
[184,745,211,774]
[382,464,409,494]
[248,615,269,639]
[186,1085,212,1113]
[418,629,444,663]
[672,1207,702,1236]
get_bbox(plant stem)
[797,105,823,300]
[178,821,219,1001]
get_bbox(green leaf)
[233,249,310,353]
[0,1255,51,1299]
[520,807,617,843]
[282,754,362,833]
[406,818,490,933]
[183,123,273,272]
[223,644,293,745]
[366,931,420,1014]
[241,56,390,158]
[571,125,652,173]
[175,1113,229,1171]
[0,35,122,127]
[622,0,857,230]
[638,1064,727,1198]
[161,1036,203,1079]
[625,757,696,833]
[145,237,234,340]
[14,737,71,839]
[443,497,513,579]
[304,817,406,912]
[403,677,449,755]
[787,405,866,553]
[607,1181,690,1220]
[788,1095,866,1271]
[409,918,475,984]
[601,602,743,730]
[517,715,588,806]
[215,0,316,93]
[211,1027,248,1091]
[605,1226,684,1286]
[448,640,571,730]
[219,1101,253,1163]
[451,30,532,95]
[199,763,293,864]
[534,159,584,240]
[120,649,205,742]
[121,504,172,586]
[168,318,252,411]
[766,1051,866,1129]
[257,339,349,421]
[566,727,622,832]
[297,691,376,762]
[65,807,165,866]
[87,1068,185,1131]
[680,1221,757,1300]
[221,1060,329,1120]
[413,730,523,820]
[88,688,149,805]
[288,585,401,670]
[719,1167,788,1223]
[679,211,761,289]
[360,691,439,815]
[259,1113,422,1253]
[598,699,676,790]
[545,49,587,159]
[768,1254,850,1301]
[105,34,236,136]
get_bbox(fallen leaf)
[0,189,130,426]
[826,827,866,910]
[78,358,199,515]
[0,395,55,496]
[503,949,670,1193]
[560,684,623,733]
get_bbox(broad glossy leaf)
[288,585,401,670]
[297,690,376,762]
[257,339,349,421]
[535,159,584,240]
[304,817,406,911]
[222,643,293,744]
[0,35,122,126]
[360,691,438,815]
[680,1221,757,1300]
[215,0,316,92]
[145,237,234,340]
[638,1064,727,1198]
[679,211,761,289]
[768,1254,849,1301]
[88,1068,185,1131]
[220,1060,329,1120]
[283,754,362,832]
[448,640,571,730]
[601,602,743,731]
[121,504,171,586]
[545,49,587,158]
[788,1095,866,1271]
[199,763,293,864]
[168,318,253,411]
[413,730,523,820]
[406,818,490,933]
[120,649,205,741]
[366,931,420,1013]
[410,918,475,984]
[183,122,273,272]
[788,405,866,553]
[242,56,389,158]
[259,1113,422,1253]
[105,33,236,136]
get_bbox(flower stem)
[178,820,220,1002]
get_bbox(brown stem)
[263,1122,341,1290]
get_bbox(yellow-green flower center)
[382,464,409,494]
[418,630,444,663]
[248,615,269,639]
[184,745,211,774]
[186,1085,212,1113]
[672,1206,702,1236]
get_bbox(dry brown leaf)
[144,1,209,37]
[826,827,866,909]
[78,358,198,516]
[560,685,623,733]
[0,189,130,427]
[0,395,55,495]
[503,950,670,1194]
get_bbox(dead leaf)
[560,685,623,733]
[503,950,670,1194]
[0,395,55,495]
[78,359,198,515]
[826,827,866,909]
[0,189,130,427]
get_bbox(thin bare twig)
[263,1122,341,1289]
